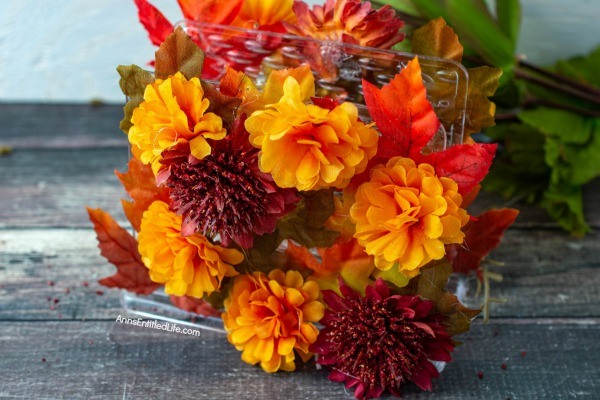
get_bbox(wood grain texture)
[0,320,597,399]
[1,103,599,399]
[1,104,599,229]
[1,229,599,321]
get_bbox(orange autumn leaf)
[177,0,243,25]
[362,57,440,160]
[115,158,169,232]
[87,207,159,295]
[286,239,375,294]
[363,57,497,195]
[446,208,519,275]
[219,66,260,111]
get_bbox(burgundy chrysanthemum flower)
[310,278,454,400]
[159,116,299,248]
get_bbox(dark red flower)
[160,116,298,248]
[311,278,454,399]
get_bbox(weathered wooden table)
[1,104,598,399]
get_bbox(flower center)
[167,144,267,238]
[325,296,429,390]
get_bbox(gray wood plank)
[0,147,129,228]
[1,103,599,229]
[2,143,599,230]
[0,320,597,399]
[1,229,599,321]
[0,103,125,148]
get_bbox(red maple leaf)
[418,142,497,195]
[87,208,159,295]
[169,295,220,317]
[362,57,497,195]
[446,208,519,275]
[134,0,174,46]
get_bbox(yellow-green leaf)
[117,65,154,98]
[373,264,410,288]
[155,26,205,80]
[464,66,503,136]
[116,65,155,135]
[277,189,339,248]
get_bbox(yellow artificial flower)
[129,72,226,174]
[222,269,324,373]
[233,0,296,28]
[245,76,379,191]
[138,201,242,298]
[350,157,469,278]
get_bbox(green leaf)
[542,184,590,236]
[496,0,521,45]
[408,0,450,20]
[397,260,480,336]
[155,26,205,80]
[555,46,600,89]
[519,108,600,186]
[116,65,155,135]
[446,0,515,69]
[235,231,286,275]
[277,189,339,248]
[545,129,600,187]
[483,123,549,201]
[378,0,421,16]
[519,108,594,145]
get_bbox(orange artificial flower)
[324,189,356,243]
[245,76,379,191]
[285,0,404,48]
[129,72,226,174]
[222,269,324,373]
[350,157,469,278]
[138,201,243,297]
[286,239,374,294]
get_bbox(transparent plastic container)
[179,20,468,151]
[121,21,470,336]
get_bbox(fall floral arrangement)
[87,1,520,398]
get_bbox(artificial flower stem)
[518,58,600,99]
[514,68,600,106]
[481,263,507,323]
[526,97,600,118]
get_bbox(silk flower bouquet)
[87,1,519,398]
